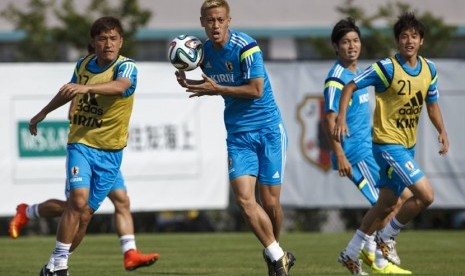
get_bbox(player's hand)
[29,112,46,136]
[186,74,219,97]
[438,132,449,155]
[337,155,353,178]
[59,83,88,98]
[175,70,188,88]
[332,118,350,142]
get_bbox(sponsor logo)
[359,93,369,104]
[204,61,212,68]
[396,91,424,129]
[73,93,103,128]
[228,157,235,174]
[409,169,421,177]
[70,177,83,183]
[272,171,280,179]
[210,73,235,83]
[399,91,423,115]
[296,95,331,172]
[17,121,69,157]
[396,117,419,128]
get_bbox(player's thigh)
[227,132,259,181]
[374,144,424,197]
[88,149,123,211]
[66,144,92,194]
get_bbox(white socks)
[364,233,377,255]
[345,229,369,260]
[51,241,71,270]
[26,204,40,219]
[120,234,136,254]
[380,217,405,240]
[265,241,285,262]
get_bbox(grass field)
[1,231,464,275]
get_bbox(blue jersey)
[324,61,372,166]
[200,30,282,133]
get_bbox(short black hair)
[331,17,361,44]
[90,16,124,38]
[394,12,425,39]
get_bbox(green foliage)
[313,0,457,59]
[1,0,151,61]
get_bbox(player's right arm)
[175,70,205,87]
[333,81,357,142]
[324,111,353,178]
[29,90,74,135]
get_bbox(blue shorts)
[349,155,380,205]
[373,144,424,196]
[65,143,123,211]
[227,123,287,185]
[65,170,126,199]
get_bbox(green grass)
[0,231,464,275]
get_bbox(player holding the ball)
[175,1,295,275]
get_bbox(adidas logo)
[272,171,280,179]
[205,61,212,68]
[399,91,423,115]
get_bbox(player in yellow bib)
[334,12,449,275]
[29,17,144,276]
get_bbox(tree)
[1,0,151,61]
[312,0,457,59]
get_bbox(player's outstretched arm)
[333,82,357,142]
[29,91,73,135]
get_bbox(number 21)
[397,80,411,95]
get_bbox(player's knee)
[261,198,280,213]
[421,191,434,208]
[235,196,255,213]
[68,197,88,212]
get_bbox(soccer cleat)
[263,249,276,276]
[124,249,159,271]
[338,252,368,275]
[52,269,69,276]
[359,248,375,267]
[9,203,29,239]
[375,233,401,265]
[270,251,296,276]
[39,265,53,276]
[371,262,412,274]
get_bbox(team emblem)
[71,166,79,176]
[225,61,234,72]
[296,95,331,172]
[405,161,415,171]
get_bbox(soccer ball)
[168,35,204,71]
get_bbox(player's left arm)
[426,101,449,155]
[425,59,448,155]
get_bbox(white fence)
[0,60,463,216]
